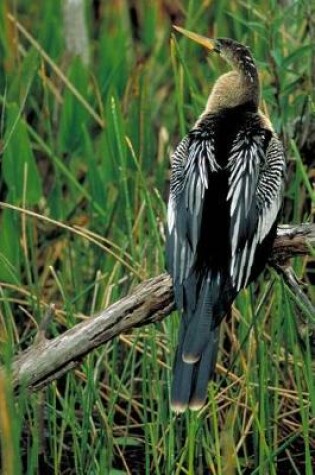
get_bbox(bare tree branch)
[271,223,315,262]
[10,273,174,392]
[2,223,314,393]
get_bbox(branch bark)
[3,223,315,393]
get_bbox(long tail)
[171,272,220,412]
[171,326,219,412]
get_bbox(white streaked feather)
[188,170,197,211]
[237,244,248,290]
[244,233,258,286]
[167,197,176,232]
[232,208,241,255]
[199,157,208,189]
[258,194,281,243]
[230,252,240,286]
[230,159,246,185]
[230,179,242,215]
[168,127,220,288]
[172,229,178,276]
[179,243,187,282]
[227,130,285,290]
[194,176,203,218]
[244,176,250,215]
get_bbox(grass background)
[0,0,314,473]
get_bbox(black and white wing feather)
[167,128,219,308]
[227,130,285,291]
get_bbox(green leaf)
[83,127,106,212]
[0,209,21,283]
[58,58,90,153]
[282,44,312,69]
[7,48,39,102]
[3,103,42,205]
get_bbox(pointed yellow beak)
[173,26,216,51]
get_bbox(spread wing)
[166,128,219,308]
[227,130,285,291]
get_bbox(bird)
[166,27,286,412]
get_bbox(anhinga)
[167,27,286,412]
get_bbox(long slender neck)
[205,69,260,115]
[204,39,260,113]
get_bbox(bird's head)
[173,26,259,112]
[173,26,257,82]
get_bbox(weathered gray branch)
[11,273,174,392]
[3,223,315,392]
